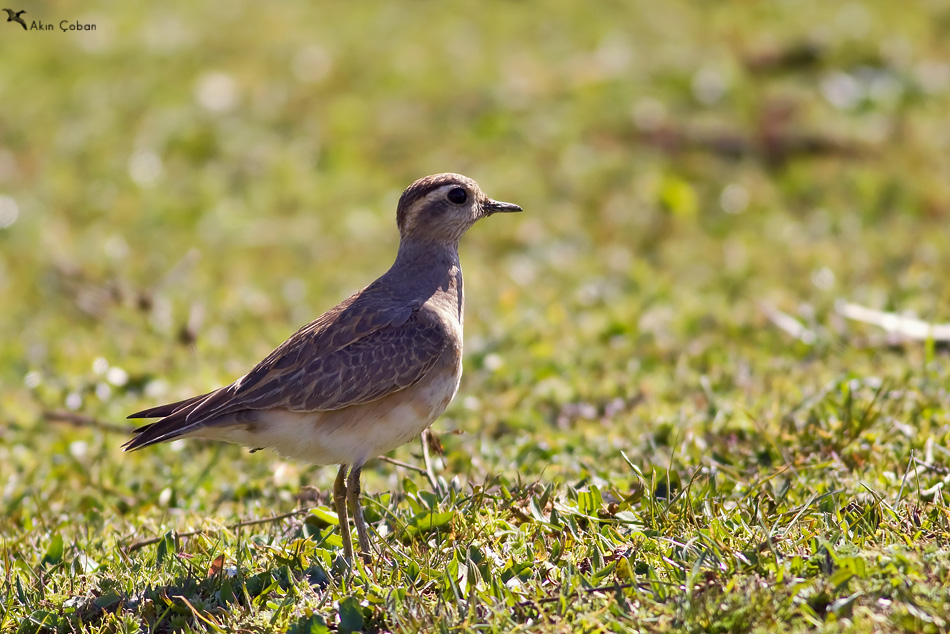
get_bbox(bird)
[124,173,522,564]
[3,9,28,30]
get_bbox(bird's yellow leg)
[346,466,372,564]
[334,464,354,564]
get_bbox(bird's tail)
[124,390,216,450]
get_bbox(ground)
[2,1,950,632]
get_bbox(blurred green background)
[2,0,950,630]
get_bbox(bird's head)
[395,173,521,244]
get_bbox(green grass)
[3,0,950,631]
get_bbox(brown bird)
[125,173,521,564]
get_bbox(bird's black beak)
[484,199,523,215]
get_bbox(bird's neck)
[393,238,459,269]
[387,239,464,321]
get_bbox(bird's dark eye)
[447,187,467,204]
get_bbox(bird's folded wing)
[230,314,449,413]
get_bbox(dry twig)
[836,300,950,342]
[126,508,314,552]
[43,410,132,434]
[760,302,817,344]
